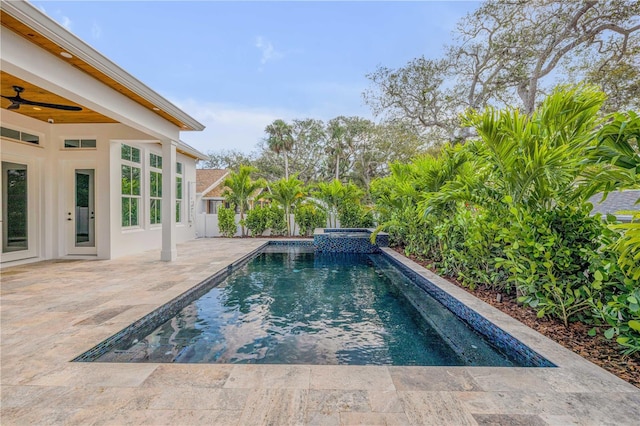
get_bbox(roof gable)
[197,169,230,196]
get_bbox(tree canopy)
[364,0,640,144]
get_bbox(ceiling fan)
[1,86,82,111]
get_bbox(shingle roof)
[588,190,640,216]
[196,169,229,194]
[204,185,227,199]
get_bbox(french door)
[67,168,96,255]
[1,160,36,262]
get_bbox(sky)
[32,0,480,155]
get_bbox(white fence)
[195,213,339,238]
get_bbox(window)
[1,126,39,145]
[176,162,183,222]
[121,144,141,163]
[150,153,163,169]
[121,144,141,227]
[206,200,224,214]
[2,162,28,253]
[65,139,97,148]
[150,153,162,225]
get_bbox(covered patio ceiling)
[0,6,202,131]
[1,71,117,124]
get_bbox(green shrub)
[592,259,640,357]
[295,203,327,236]
[495,202,608,326]
[589,217,640,358]
[266,204,287,236]
[217,205,237,237]
[245,206,269,237]
[338,203,374,228]
[433,207,507,290]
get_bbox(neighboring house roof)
[196,169,268,200]
[197,169,230,198]
[1,0,205,132]
[588,190,640,219]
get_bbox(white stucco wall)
[108,140,198,259]
[1,110,199,264]
[1,16,203,265]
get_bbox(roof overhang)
[178,140,208,161]
[0,0,205,132]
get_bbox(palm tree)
[222,165,266,237]
[265,119,295,179]
[428,85,606,212]
[371,146,470,249]
[313,179,362,227]
[268,175,305,236]
[327,117,348,180]
[581,110,640,197]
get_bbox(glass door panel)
[2,162,28,253]
[75,169,95,247]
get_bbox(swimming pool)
[74,242,553,367]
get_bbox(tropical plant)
[294,202,327,236]
[265,119,295,179]
[589,226,640,358]
[222,165,266,237]
[451,86,604,210]
[582,110,640,197]
[338,203,374,228]
[313,179,363,227]
[371,144,470,256]
[268,175,306,236]
[217,205,237,238]
[266,204,287,236]
[245,205,269,237]
[581,110,640,356]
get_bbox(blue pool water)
[95,248,522,366]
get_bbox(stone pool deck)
[1,238,639,425]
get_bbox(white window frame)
[176,162,183,223]
[63,138,97,149]
[149,153,162,225]
[121,144,141,228]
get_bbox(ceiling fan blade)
[17,98,83,111]
[3,87,83,111]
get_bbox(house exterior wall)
[109,140,198,259]
[1,9,204,265]
[1,111,199,265]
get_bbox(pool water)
[96,249,521,366]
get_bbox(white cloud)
[171,99,299,155]
[255,36,283,66]
[91,22,102,39]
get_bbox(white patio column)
[161,139,177,261]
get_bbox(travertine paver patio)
[1,238,639,425]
